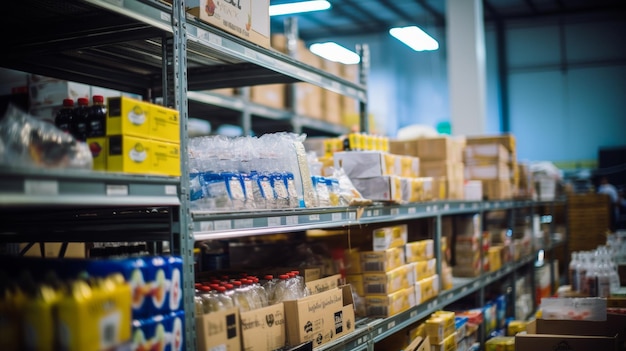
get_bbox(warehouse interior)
[1,1,626,351]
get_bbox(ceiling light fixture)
[309,42,360,64]
[269,0,331,16]
[389,26,439,51]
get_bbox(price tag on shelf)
[214,220,232,231]
[461,287,468,294]
[160,11,169,22]
[373,209,380,217]
[460,203,465,209]
[443,203,450,211]
[348,212,356,220]
[286,216,299,226]
[426,206,431,212]
[106,184,128,196]
[366,210,371,217]
[24,180,58,196]
[391,208,399,216]
[267,217,281,227]
[243,47,257,60]
[408,207,416,214]
[332,213,342,221]
[309,214,320,222]
[387,321,396,330]
[165,185,177,195]
[472,203,478,209]
[234,218,253,229]
[410,310,417,318]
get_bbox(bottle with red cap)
[72,97,90,141]
[54,98,74,134]
[88,95,107,137]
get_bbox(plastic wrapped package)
[333,167,373,207]
[0,104,92,170]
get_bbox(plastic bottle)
[290,270,310,298]
[231,280,251,312]
[596,254,612,298]
[272,274,291,304]
[198,285,221,313]
[568,252,579,292]
[262,274,277,305]
[55,98,74,134]
[72,97,90,141]
[215,285,234,310]
[577,251,590,295]
[585,251,599,297]
[250,277,268,308]
[88,95,107,137]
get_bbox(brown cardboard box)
[305,274,341,295]
[420,160,464,180]
[465,162,510,180]
[482,179,513,200]
[240,303,286,351]
[196,307,242,351]
[345,274,364,296]
[534,314,626,351]
[364,285,416,317]
[359,247,406,272]
[250,84,286,109]
[416,136,465,162]
[389,139,419,157]
[516,334,617,351]
[406,336,430,351]
[19,242,86,258]
[322,59,343,125]
[193,0,270,48]
[283,285,356,348]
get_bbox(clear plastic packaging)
[0,104,92,170]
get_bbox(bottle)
[215,285,234,310]
[585,251,598,297]
[250,277,268,308]
[596,254,611,298]
[198,286,222,313]
[55,98,74,134]
[231,280,251,312]
[272,274,292,304]
[88,95,107,137]
[578,251,590,295]
[72,97,90,141]
[262,274,277,305]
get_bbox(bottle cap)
[279,274,289,280]
[200,286,211,292]
[232,281,242,287]
[217,286,226,293]
[92,95,104,103]
[62,98,74,107]
[77,97,89,105]
[264,275,273,280]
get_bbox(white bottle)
[568,252,579,292]
[577,252,590,295]
[596,254,612,298]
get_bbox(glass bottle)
[55,98,74,134]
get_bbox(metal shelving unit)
[2,1,567,350]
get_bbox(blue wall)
[314,14,626,163]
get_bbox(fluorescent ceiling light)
[269,1,331,16]
[309,42,360,64]
[389,26,439,51]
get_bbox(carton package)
[240,303,286,351]
[29,80,90,108]
[362,264,415,295]
[283,285,355,348]
[196,306,241,351]
[389,139,419,157]
[399,155,420,177]
[350,176,402,202]
[333,151,397,178]
[132,311,185,351]
[364,285,416,317]
[107,135,181,177]
[482,179,513,200]
[416,136,465,162]
[413,258,437,281]
[414,274,439,304]
[464,180,483,201]
[345,274,364,296]
[149,103,181,143]
[400,177,434,203]
[106,96,152,138]
[425,311,456,344]
[405,240,435,263]
[420,160,464,180]
[359,247,406,272]
[372,224,408,251]
[191,0,270,48]
[465,162,510,180]
[405,336,430,351]
[464,143,510,162]
[305,274,341,295]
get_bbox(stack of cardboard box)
[465,134,517,200]
[452,214,489,278]
[567,193,612,253]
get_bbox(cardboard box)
[359,247,406,272]
[389,139,419,157]
[106,96,152,138]
[283,285,355,348]
[18,242,86,258]
[464,180,483,201]
[333,151,397,179]
[86,137,107,171]
[515,333,617,351]
[399,155,420,177]
[415,275,439,303]
[466,134,516,154]
[250,84,286,109]
[363,264,415,295]
[372,224,408,251]
[364,285,416,317]
[149,103,180,143]
[400,177,434,203]
[405,336,430,351]
[416,136,465,162]
[464,143,511,162]
[305,274,341,295]
[29,80,90,108]
[405,240,435,263]
[443,178,465,200]
[482,179,513,200]
[350,176,401,202]
[420,160,464,180]
[240,303,286,351]
[196,307,241,351]
[193,0,270,48]
[465,162,510,180]
[151,140,181,176]
[414,258,437,281]
[107,135,152,175]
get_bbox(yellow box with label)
[364,285,416,317]
[150,104,180,143]
[152,140,181,176]
[405,240,435,263]
[107,135,152,175]
[106,96,151,138]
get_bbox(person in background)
[597,176,618,231]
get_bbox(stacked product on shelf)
[567,193,612,253]
[464,135,518,200]
[0,255,184,351]
[452,214,489,278]
[389,135,466,200]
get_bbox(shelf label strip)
[24,180,58,196]
[106,184,128,196]
[267,216,281,227]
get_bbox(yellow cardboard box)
[106,96,151,138]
